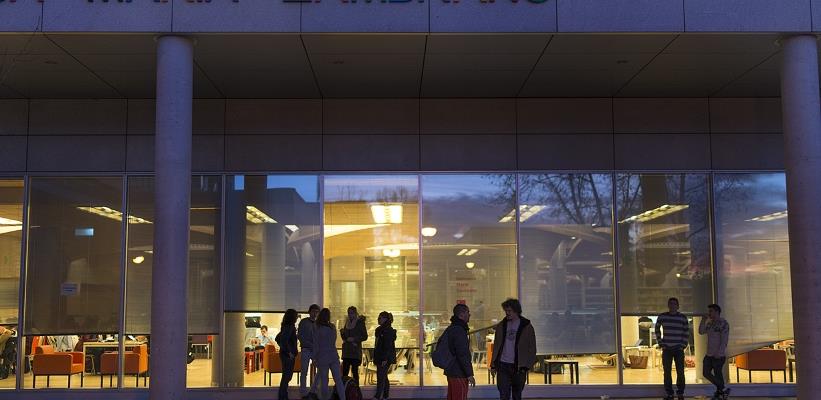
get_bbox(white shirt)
[500,318,520,364]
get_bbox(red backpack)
[332,376,362,400]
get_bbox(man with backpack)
[490,298,536,400]
[433,303,475,400]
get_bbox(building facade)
[1,1,820,399]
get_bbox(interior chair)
[98,344,149,387]
[31,344,84,388]
[262,343,301,386]
[735,349,787,383]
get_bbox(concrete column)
[150,35,193,400]
[780,34,821,399]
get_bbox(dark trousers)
[341,358,361,385]
[279,354,295,400]
[496,362,526,400]
[703,356,726,392]
[374,363,390,399]
[662,347,686,395]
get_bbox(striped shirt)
[655,312,689,349]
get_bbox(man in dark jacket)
[490,298,537,400]
[443,303,475,400]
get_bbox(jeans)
[374,362,390,399]
[662,347,686,395]
[496,362,526,400]
[703,356,726,392]
[341,358,361,385]
[315,358,345,400]
[279,354,295,400]
[300,348,317,396]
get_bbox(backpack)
[431,326,455,369]
[331,376,362,400]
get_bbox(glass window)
[714,173,794,383]
[24,177,124,389]
[224,175,321,388]
[420,174,517,386]
[518,174,617,384]
[324,175,420,387]
[0,179,24,390]
[124,176,222,388]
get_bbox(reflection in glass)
[324,175,420,386]
[714,173,794,383]
[518,174,617,384]
[616,174,712,314]
[224,175,321,387]
[0,179,23,390]
[421,174,517,386]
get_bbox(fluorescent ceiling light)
[246,205,277,224]
[325,224,387,238]
[0,226,22,235]
[382,248,401,258]
[465,249,478,256]
[421,227,438,237]
[746,210,788,222]
[77,206,152,224]
[285,225,299,232]
[368,243,418,251]
[619,204,689,224]
[370,203,403,224]
[499,205,546,223]
[457,249,468,256]
[0,216,22,225]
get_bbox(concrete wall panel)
[129,99,225,136]
[421,99,515,134]
[557,0,684,32]
[0,1,42,32]
[0,136,27,172]
[323,134,419,170]
[28,135,126,172]
[225,135,321,171]
[517,98,613,134]
[43,1,171,32]
[431,1,557,33]
[421,134,515,170]
[192,134,225,172]
[30,99,127,135]
[173,0,300,32]
[301,1,428,33]
[709,98,782,134]
[226,99,321,135]
[684,0,811,32]
[711,133,784,170]
[323,99,419,135]
[518,134,614,170]
[614,133,710,170]
[126,134,153,171]
[614,98,709,133]
[0,100,28,136]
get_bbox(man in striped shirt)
[655,297,689,400]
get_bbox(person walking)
[373,311,397,400]
[656,297,689,400]
[298,304,321,399]
[699,304,730,400]
[276,309,299,400]
[312,308,346,400]
[340,306,368,385]
[442,303,475,400]
[490,298,536,400]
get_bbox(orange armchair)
[99,344,150,387]
[262,344,301,386]
[32,345,84,388]
[735,349,787,383]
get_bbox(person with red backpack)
[433,304,475,400]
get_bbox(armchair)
[100,344,150,387]
[262,344,301,386]
[32,345,84,388]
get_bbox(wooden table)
[541,359,580,384]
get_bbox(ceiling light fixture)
[132,256,145,264]
[77,206,152,224]
[746,210,788,222]
[285,225,300,232]
[457,249,469,256]
[618,204,689,224]
[246,205,277,224]
[499,205,546,223]
[464,249,478,256]
[382,248,401,258]
[465,262,475,269]
[421,226,438,237]
[370,203,403,224]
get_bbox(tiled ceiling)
[0,33,792,99]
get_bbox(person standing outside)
[298,304,320,399]
[656,297,689,400]
[373,311,397,400]
[443,303,475,400]
[340,306,368,385]
[490,298,536,400]
[312,308,346,400]
[276,309,299,400]
[699,304,730,400]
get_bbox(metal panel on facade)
[173,0,300,32]
[557,0,684,32]
[42,0,172,32]
[431,0,557,33]
[684,0,811,32]
[323,134,420,170]
[301,0,428,33]
[0,0,41,32]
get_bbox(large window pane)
[421,174,516,386]
[224,175,320,388]
[24,177,124,389]
[324,175,420,387]
[124,176,222,388]
[519,174,617,384]
[0,179,23,390]
[714,173,794,383]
